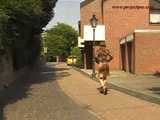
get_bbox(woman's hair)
[95,47,113,62]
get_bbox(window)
[150,10,160,24]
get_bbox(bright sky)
[45,0,84,30]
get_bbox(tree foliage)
[0,0,57,69]
[44,23,78,58]
[46,34,65,56]
[71,47,83,68]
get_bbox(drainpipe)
[101,0,104,24]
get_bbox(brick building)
[80,0,160,74]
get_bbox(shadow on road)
[53,67,70,71]
[0,64,71,120]
[153,71,160,78]
[0,63,98,120]
[149,87,160,95]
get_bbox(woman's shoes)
[97,87,108,95]
[103,88,108,95]
[97,87,104,93]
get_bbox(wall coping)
[135,29,160,33]
[80,0,160,9]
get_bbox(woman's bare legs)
[98,72,108,95]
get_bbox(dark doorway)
[84,42,93,69]
[120,42,133,73]
[127,42,133,73]
[121,44,126,71]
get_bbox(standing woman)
[95,47,113,95]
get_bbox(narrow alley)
[1,63,160,120]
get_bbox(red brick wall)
[80,0,102,69]
[134,32,160,74]
[81,0,160,71]
[103,0,153,70]
[80,0,103,37]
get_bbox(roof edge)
[80,0,95,8]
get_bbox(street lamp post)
[90,14,98,78]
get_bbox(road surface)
[1,63,160,120]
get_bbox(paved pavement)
[79,69,160,104]
[1,63,160,120]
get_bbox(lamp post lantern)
[90,14,98,78]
